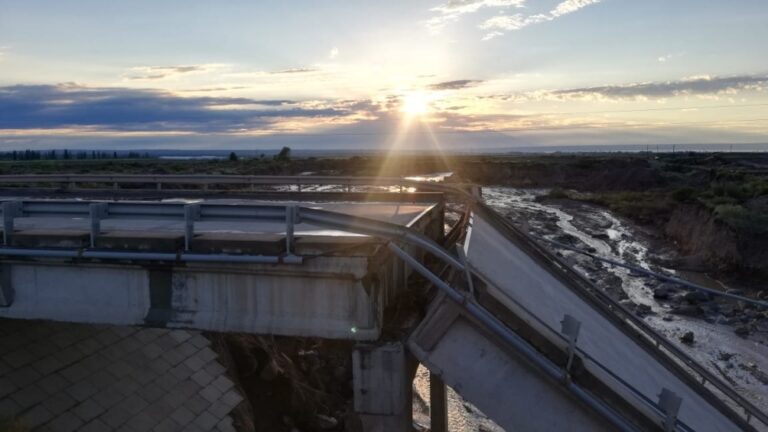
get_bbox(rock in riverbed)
[680,331,695,344]
[735,325,751,337]
[653,283,677,300]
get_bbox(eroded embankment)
[664,204,768,275]
[209,334,355,432]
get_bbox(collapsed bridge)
[0,175,765,432]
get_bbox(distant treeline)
[0,150,152,161]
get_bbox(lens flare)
[400,91,433,116]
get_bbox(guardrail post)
[2,201,22,246]
[456,245,474,298]
[184,204,201,251]
[89,203,109,248]
[429,372,448,432]
[156,182,162,191]
[285,205,299,255]
[658,388,682,432]
[560,314,581,379]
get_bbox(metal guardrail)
[0,174,476,196]
[0,199,462,267]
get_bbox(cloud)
[551,0,600,17]
[179,86,250,93]
[270,67,319,74]
[329,47,339,59]
[425,0,525,33]
[428,79,483,90]
[657,52,685,63]
[0,84,359,133]
[547,74,768,100]
[480,0,600,39]
[126,64,223,80]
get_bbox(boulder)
[671,305,702,317]
[734,325,751,337]
[680,331,694,344]
[315,414,338,430]
[653,286,674,300]
[683,291,710,303]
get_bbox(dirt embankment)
[665,204,768,275]
[664,204,741,271]
[210,334,355,432]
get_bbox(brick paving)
[0,319,242,431]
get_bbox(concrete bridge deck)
[0,199,444,340]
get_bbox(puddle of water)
[405,172,454,182]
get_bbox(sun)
[400,91,433,116]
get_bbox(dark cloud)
[428,79,482,90]
[0,84,348,133]
[551,74,768,100]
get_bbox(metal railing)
[0,174,475,196]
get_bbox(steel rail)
[0,248,286,264]
[532,234,768,309]
[0,174,474,195]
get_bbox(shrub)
[714,204,768,235]
[671,187,697,202]
[547,188,569,199]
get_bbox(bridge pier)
[352,342,413,432]
[429,372,448,432]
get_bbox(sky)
[1,0,768,152]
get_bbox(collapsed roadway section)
[0,175,764,432]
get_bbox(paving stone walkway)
[0,319,244,431]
